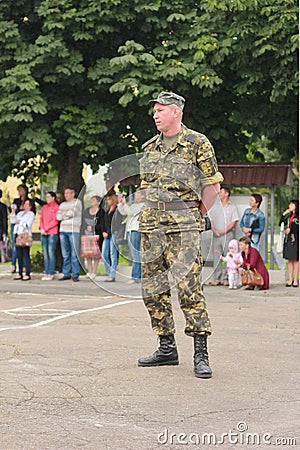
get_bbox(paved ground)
[0,266,299,450]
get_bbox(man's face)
[64,189,75,202]
[219,188,228,201]
[153,103,177,134]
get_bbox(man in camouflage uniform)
[138,92,223,378]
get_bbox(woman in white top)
[14,199,35,281]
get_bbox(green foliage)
[30,250,44,273]
[0,0,298,192]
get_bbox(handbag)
[203,215,211,231]
[250,219,261,244]
[80,235,101,258]
[15,232,33,247]
[242,265,264,286]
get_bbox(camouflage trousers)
[141,229,211,337]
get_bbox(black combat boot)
[138,335,179,367]
[193,334,212,378]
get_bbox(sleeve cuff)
[201,171,224,187]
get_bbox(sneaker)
[86,273,96,279]
[59,276,71,281]
[72,277,79,282]
[42,275,54,281]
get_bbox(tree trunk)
[57,147,85,199]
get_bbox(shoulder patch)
[185,131,207,146]
[142,134,159,150]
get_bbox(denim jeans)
[16,246,31,276]
[41,234,58,275]
[11,224,17,266]
[128,230,141,281]
[102,235,118,279]
[60,232,80,278]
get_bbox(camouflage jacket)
[139,125,223,233]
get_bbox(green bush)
[31,250,44,273]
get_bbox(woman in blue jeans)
[14,199,35,281]
[40,192,59,280]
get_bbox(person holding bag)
[240,194,265,253]
[81,195,102,279]
[279,200,299,287]
[14,199,35,281]
[238,236,269,290]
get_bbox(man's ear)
[173,106,182,118]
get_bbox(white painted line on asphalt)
[5,309,71,316]
[4,312,69,317]
[2,292,118,299]
[3,297,118,313]
[0,299,142,332]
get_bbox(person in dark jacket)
[279,199,299,287]
[7,184,36,214]
[101,192,124,282]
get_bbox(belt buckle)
[157,201,166,211]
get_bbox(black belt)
[146,200,199,211]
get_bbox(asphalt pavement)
[0,265,299,450]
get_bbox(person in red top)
[40,192,59,280]
[239,236,269,290]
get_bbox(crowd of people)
[0,182,298,289]
[0,183,144,283]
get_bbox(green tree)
[109,0,298,162]
[0,0,298,194]
[0,0,138,192]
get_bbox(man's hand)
[200,183,220,215]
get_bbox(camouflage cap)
[149,91,185,110]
